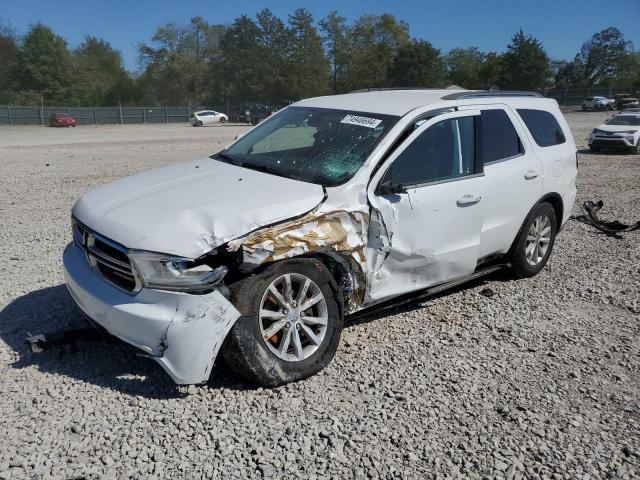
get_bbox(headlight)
[592,129,607,135]
[129,251,228,292]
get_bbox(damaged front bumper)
[62,242,240,385]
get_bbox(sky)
[1,0,639,72]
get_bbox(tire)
[220,117,227,123]
[222,258,343,387]
[510,202,557,278]
[193,120,203,127]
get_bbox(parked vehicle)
[228,103,274,125]
[581,96,614,111]
[588,112,640,153]
[614,93,640,110]
[191,110,228,126]
[64,89,577,387]
[49,113,76,127]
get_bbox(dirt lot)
[0,113,639,480]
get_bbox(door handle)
[457,194,482,206]
[524,170,539,180]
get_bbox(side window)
[480,109,522,164]
[383,116,476,186]
[517,109,566,147]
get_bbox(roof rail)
[350,87,459,93]
[442,90,543,100]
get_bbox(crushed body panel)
[63,242,240,384]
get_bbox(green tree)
[347,14,409,90]
[553,59,585,88]
[72,36,131,105]
[445,47,485,89]
[216,15,264,104]
[479,52,503,89]
[388,39,445,87]
[499,30,550,90]
[0,24,22,103]
[256,9,291,104]
[319,11,351,94]
[21,24,73,104]
[577,27,632,86]
[287,8,329,100]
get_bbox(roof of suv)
[296,88,547,116]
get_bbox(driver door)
[366,109,485,302]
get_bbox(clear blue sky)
[1,0,639,71]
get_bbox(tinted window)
[480,109,522,163]
[518,109,566,147]
[383,117,475,186]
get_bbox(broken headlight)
[128,252,228,292]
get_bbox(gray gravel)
[1,114,639,479]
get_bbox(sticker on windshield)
[340,114,382,129]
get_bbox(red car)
[49,113,76,127]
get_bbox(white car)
[192,110,228,126]
[588,113,640,153]
[64,89,577,386]
[581,96,615,111]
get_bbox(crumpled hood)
[72,158,325,258]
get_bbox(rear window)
[517,109,566,147]
[479,109,522,164]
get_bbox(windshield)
[606,115,640,126]
[214,106,399,186]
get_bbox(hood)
[73,158,325,258]
[595,124,639,133]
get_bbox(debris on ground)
[571,200,640,237]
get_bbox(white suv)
[581,96,614,111]
[64,89,577,386]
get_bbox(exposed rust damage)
[227,208,371,311]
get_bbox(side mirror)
[377,179,407,195]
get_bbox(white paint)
[340,114,383,129]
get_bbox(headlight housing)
[129,251,228,292]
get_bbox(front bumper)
[63,242,241,385]
[589,136,637,148]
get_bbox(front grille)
[73,219,139,293]
[591,138,628,147]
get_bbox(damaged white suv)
[64,89,577,386]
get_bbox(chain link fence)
[0,105,231,126]
[539,86,640,106]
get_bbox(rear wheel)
[510,202,557,278]
[193,120,203,127]
[222,258,343,387]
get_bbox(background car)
[614,93,640,110]
[191,110,228,126]
[49,113,76,127]
[581,96,614,111]
[588,112,640,153]
[228,103,275,125]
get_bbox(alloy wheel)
[258,273,328,362]
[525,214,552,265]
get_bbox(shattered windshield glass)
[214,106,399,186]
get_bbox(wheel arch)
[507,193,564,256]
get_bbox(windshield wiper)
[211,151,242,166]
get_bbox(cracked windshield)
[216,106,398,186]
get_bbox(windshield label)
[340,115,382,129]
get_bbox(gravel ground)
[0,113,638,480]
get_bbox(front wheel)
[510,202,557,278]
[222,258,343,387]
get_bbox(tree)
[20,24,72,104]
[445,47,485,89]
[319,11,351,94]
[216,15,264,105]
[287,8,328,100]
[388,39,445,87]
[347,14,409,90]
[256,9,291,104]
[72,36,130,105]
[479,52,503,89]
[0,24,22,103]
[499,30,550,90]
[553,59,585,88]
[577,27,632,86]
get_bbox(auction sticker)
[340,114,382,128]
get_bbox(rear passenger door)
[475,105,543,259]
